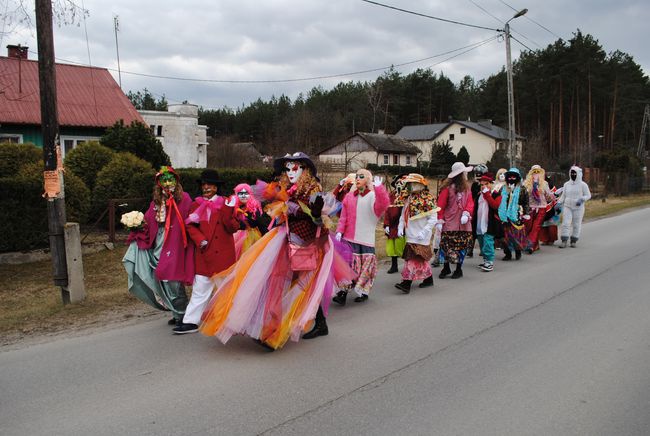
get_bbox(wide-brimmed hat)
[403,173,428,186]
[504,167,522,182]
[197,169,225,186]
[273,152,318,178]
[479,172,495,182]
[448,162,473,179]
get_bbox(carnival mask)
[285,161,303,184]
[202,182,217,199]
[236,189,250,204]
[498,173,506,182]
[159,172,177,193]
[408,182,425,192]
[355,172,368,191]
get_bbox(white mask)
[285,161,303,184]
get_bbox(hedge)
[64,141,115,190]
[175,167,274,199]
[0,171,91,252]
[0,142,41,177]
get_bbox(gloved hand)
[384,226,390,235]
[225,195,236,207]
[576,200,583,207]
[310,195,324,217]
[397,227,404,237]
[522,214,531,221]
[373,176,383,187]
[200,240,208,250]
[339,178,346,186]
[481,187,490,194]
[335,232,342,242]
[435,222,443,232]
[460,212,470,225]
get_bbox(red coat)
[187,197,240,276]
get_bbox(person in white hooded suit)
[557,165,591,248]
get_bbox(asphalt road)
[1,208,649,436]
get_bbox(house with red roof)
[0,44,143,157]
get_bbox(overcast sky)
[5,0,649,110]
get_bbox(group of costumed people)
[123,155,591,351]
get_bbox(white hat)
[448,162,473,179]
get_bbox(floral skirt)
[439,231,473,264]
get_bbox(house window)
[63,139,74,156]
[383,154,389,165]
[449,134,455,140]
[460,127,466,134]
[497,142,506,150]
[157,125,163,137]
[0,134,23,144]
[59,135,101,158]
[393,154,398,165]
[406,155,411,165]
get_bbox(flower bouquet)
[120,211,145,231]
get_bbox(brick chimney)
[7,44,28,59]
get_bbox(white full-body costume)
[558,166,591,244]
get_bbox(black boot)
[451,264,463,279]
[387,257,399,274]
[570,236,578,248]
[418,275,434,288]
[502,248,512,261]
[515,250,522,260]
[395,280,412,294]
[332,289,348,306]
[439,262,452,279]
[559,237,568,248]
[303,306,328,339]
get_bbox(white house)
[139,103,208,168]
[318,132,421,171]
[395,119,524,164]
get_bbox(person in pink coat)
[436,162,475,279]
[332,168,389,304]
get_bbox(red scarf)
[164,196,188,248]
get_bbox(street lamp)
[504,8,527,168]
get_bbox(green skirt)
[386,236,406,257]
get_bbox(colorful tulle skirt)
[234,228,262,260]
[199,226,354,350]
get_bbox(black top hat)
[273,152,318,179]
[197,169,225,186]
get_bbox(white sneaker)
[477,262,486,269]
[480,263,494,272]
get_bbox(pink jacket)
[437,185,474,232]
[336,184,389,247]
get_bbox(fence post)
[64,222,85,303]
[108,200,116,243]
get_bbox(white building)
[395,119,524,164]
[139,104,208,168]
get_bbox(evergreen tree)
[100,120,171,170]
[456,146,470,165]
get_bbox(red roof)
[0,56,143,128]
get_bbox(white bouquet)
[120,211,145,231]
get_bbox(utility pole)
[113,15,122,89]
[637,104,649,160]
[504,8,527,168]
[36,0,69,303]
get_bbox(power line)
[466,0,541,48]
[28,36,499,84]
[510,34,533,52]
[497,0,562,39]
[360,0,500,32]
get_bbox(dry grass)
[0,244,157,345]
[1,193,648,346]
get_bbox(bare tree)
[367,82,383,134]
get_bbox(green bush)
[92,152,154,223]
[0,176,48,252]
[17,162,91,225]
[0,142,41,177]
[64,141,115,190]
[101,120,171,170]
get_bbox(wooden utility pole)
[36,0,69,303]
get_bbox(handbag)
[286,220,321,271]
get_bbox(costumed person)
[498,168,530,260]
[558,165,591,248]
[122,166,194,327]
[436,162,475,279]
[172,170,240,334]
[493,168,508,193]
[384,174,408,274]
[199,152,354,350]
[475,173,503,272]
[539,175,561,245]
[332,169,389,304]
[523,165,555,253]
[470,163,489,258]
[394,174,439,293]
[332,173,355,203]
[233,183,268,259]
